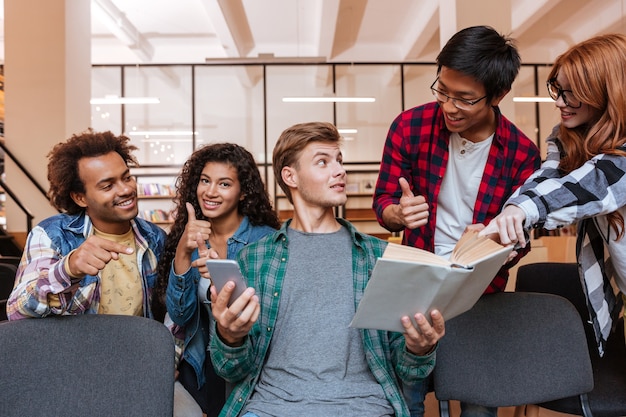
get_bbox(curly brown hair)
[47,129,138,213]
[152,143,280,321]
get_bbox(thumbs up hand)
[181,202,212,253]
[191,232,220,279]
[397,177,429,230]
[173,202,213,274]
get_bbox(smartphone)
[205,259,248,306]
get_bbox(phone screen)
[205,259,247,306]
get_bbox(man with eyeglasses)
[373,25,541,417]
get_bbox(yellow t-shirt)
[94,228,143,316]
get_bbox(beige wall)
[4,0,92,233]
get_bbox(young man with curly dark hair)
[156,143,280,417]
[6,130,243,416]
[8,129,167,320]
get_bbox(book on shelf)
[140,209,174,223]
[138,183,175,197]
[350,230,513,332]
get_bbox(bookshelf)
[133,169,178,231]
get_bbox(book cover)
[350,231,513,332]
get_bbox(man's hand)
[401,309,445,356]
[174,202,213,274]
[383,178,429,230]
[479,205,528,248]
[210,281,259,347]
[67,235,133,278]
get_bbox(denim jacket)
[7,211,166,320]
[166,216,275,388]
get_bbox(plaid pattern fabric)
[8,213,165,319]
[511,130,626,231]
[209,219,436,417]
[508,129,626,355]
[373,101,541,292]
[576,218,622,356]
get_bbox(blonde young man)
[208,122,445,417]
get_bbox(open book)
[350,230,513,332]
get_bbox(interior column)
[4,0,91,240]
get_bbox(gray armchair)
[0,314,175,417]
[516,262,626,417]
[433,292,593,417]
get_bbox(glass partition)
[92,61,554,237]
[91,66,122,134]
[194,65,265,159]
[335,64,403,162]
[403,64,439,110]
[265,64,335,155]
[124,66,193,165]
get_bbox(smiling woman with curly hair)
[153,142,279,417]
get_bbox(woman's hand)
[479,205,528,247]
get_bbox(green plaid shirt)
[210,218,436,417]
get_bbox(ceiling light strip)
[512,97,554,103]
[282,97,375,103]
[128,131,196,136]
[91,97,161,104]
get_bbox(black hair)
[436,25,521,101]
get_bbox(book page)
[382,242,450,266]
[450,230,507,266]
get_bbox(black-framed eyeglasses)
[546,79,582,109]
[429,78,487,110]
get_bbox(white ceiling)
[2,0,626,65]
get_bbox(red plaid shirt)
[373,101,541,293]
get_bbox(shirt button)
[267,327,272,332]
[281,258,286,262]
[274,292,279,297]
[460,149,466,155]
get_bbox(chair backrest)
[515,262,588,320]
[516,262,626,417]
[433,292,593,408]
[0,314,175,417]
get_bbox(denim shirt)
[165,216,276,388]
[7,211,166,320]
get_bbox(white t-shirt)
[434,132,493,258]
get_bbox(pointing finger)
[196,232,209,256]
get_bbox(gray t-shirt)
[244,226,392,417]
